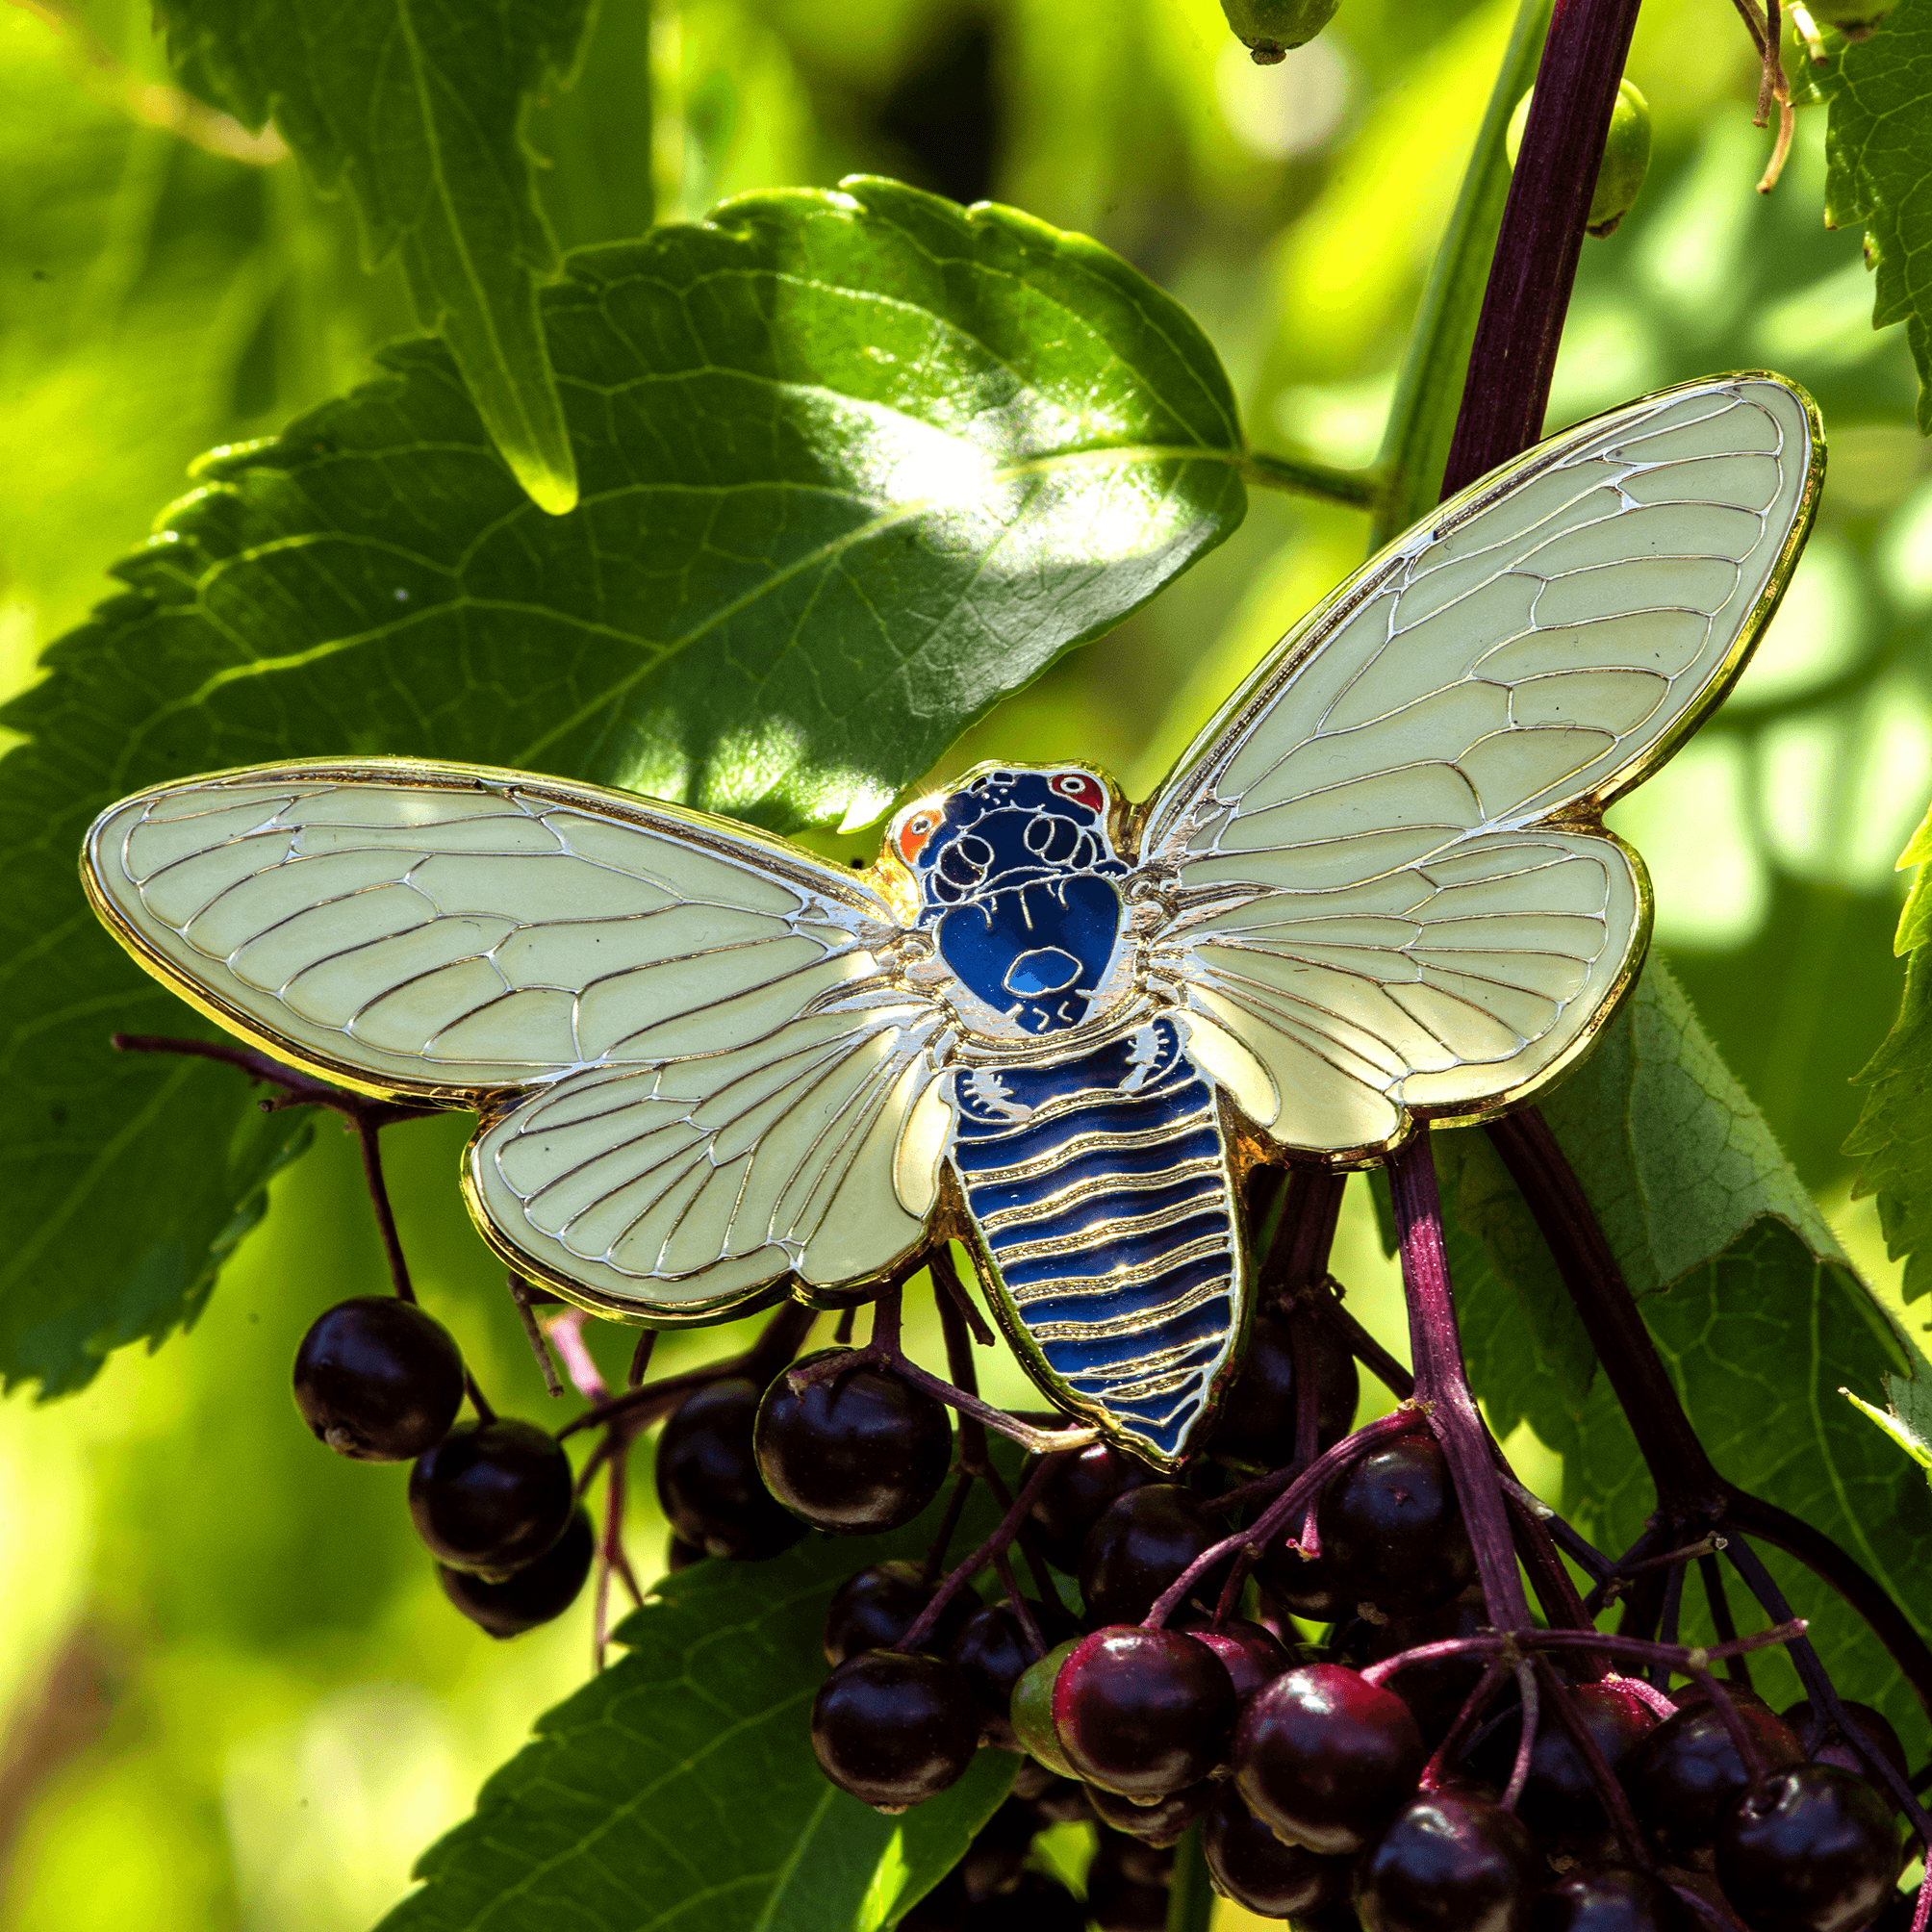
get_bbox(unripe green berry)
[1508,77,1652,238]
[1217,0,1339,64]
[1008,1637,1080,1777]
[1802,0,1891,33]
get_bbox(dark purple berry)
[1781,1698,1910,1797]
[1257,1544,1357,1623]
[1528,1868,1695,1932]
[1027,1443,1157,1569]
[1716,1763,1900,1932]
[438,1507,594,1636]
[1086,1836,1173,1932]
[810,1648,979,1812]
[1178,1615,1292,1700]
[959,1797,1034,1901]
[1356,1791,1541,1932]
[408,1418,574,1577]
[1053,1625,1236,1799]
[1209,1310,1360,1464]
[1233,1663,1424,1856]
[1317,1435,1477,1618]
[655,1379,805,1560]
[1012,1760,1090,1823]
[666,1533,704,1571]
[1623,1695,1805,1867]
[1079,1485,1230,1624]
[292,1295,465,1461]
[1085,1776,1214,1846]
[1510,1680,1658,1852]
[824,1562,973,1665]
[974,1872,1083,1930]
[755,1350,952,1533]
[1203,1784,1352,1918]
[951,1601,1049,1749]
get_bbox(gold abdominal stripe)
[975,1151,1225,1235]
[961,1109,1222,1194]
[1004,1232,1233,1309]
[992,1184,1226,1267]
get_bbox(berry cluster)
[140,1038,1932,1930]
[293,1296,589,1635]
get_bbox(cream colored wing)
[83,760,952,1315]
[1136,373,1821,1158]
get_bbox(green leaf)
[0,174,1245,1396]
[1442,960,1932,1737]
[1563,1221,1932,1743]
[378,1503,1017,1932]
[1538,959,1848,1293]
[1822,0,1932,432]
[1843,1378,1932,1478]
[160,0,593,512]
[1847,951,1932,1304]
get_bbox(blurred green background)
[1,0,1924,1924]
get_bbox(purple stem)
[1437,0,1645,496]
[1144,1408,1423,1628]
[898,1452,1071,1655]
[1386,1131,1533,1632]
[1360,1616,1806,1688]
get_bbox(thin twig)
[508,1275,565,1398]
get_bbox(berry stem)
[507,1274,565,1398]
[1143,1406,1425,1627]
[1258,1167,1346,1302]
[1305,1273,1412,1399]
[1164,1824,1214,1932]
[353,1116,417,1303]
[1421,1656,1511,1790]
[1500,1661,1538,1810]
[1359,1616,1807,1687]
[1697,1554,1754,1689]
[929,1246,997,1347]
[896,1450,1071,1655]
[1721,1532,1932,1847]
[1530,1655,1654,1870]
[1386,1130,1534,1633]
[545,1308,610,1405]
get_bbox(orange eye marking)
[1054,773,1105,811]
[898,813,936,865]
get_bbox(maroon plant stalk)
[1438,0,1645,496]
[1360,1616,1806,1689]
[897,1450,1071,1655]
[1142,1407,1424,1628]
[1386,1131,1534,1632]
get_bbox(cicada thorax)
[950,1017,1249,1468]
[903,766,1249,1464]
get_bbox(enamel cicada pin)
[80,373,1823,1468]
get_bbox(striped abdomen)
[951,1018,1246,1465]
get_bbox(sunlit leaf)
[1846,805,1932,1304]
[379,1491,1017,1932]
[160,0,594,512]
[1822,0,1932,431]
[0,174,1245,1395]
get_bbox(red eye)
[898,813,937,865]
[1055,773,1105,811]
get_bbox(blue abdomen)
[952,1018,1245,1464]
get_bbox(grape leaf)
[1822,0,1932,431]
[0,175,1246,1396]
[378,1500,1017,1932]
[159,0,594,514]
[1846,804,1932,1304]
